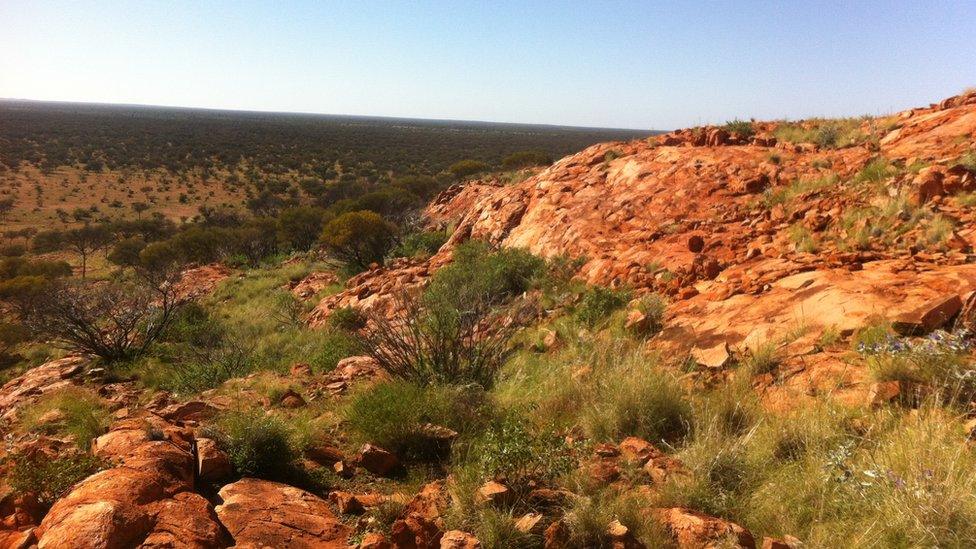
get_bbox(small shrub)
[449,159,491,179]
[724,119,755,138]
[471,415,577,493]
[207,410,299,479]
[329,306,367,332]
[320,210,397,270]
[345,381,489,461]
[390,230,448,259]
[575,286,631,327]
[633,293,667,335]
[502,150,553,170]
[309,331,361,373]
[7,451,104,508]
[0,243,26,257]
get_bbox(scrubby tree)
[15,275,186,362]
[107,236,147,271]
[0,197,15,221]
[449,159,490,179]
[502,150,553,170]
[320,210,397,269]
[63,224,114,278]
[131,202,150,218]
[277,206,328,251]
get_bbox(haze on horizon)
[1,0,974,131]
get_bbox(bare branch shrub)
[16,275,186,362]
[358,290,517,388]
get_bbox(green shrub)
[470,415,576,493]
[345,381,489,461]
[7,451,104,508]
[277,206,328,251]
[449,159,491,179]
[390,230,448,259]
[502,151,553,170]
[329,306,367,332]
[359,242,544,387]
[20,387,110,450]
[320,210,397,270]
[0,243,26,257]
[309,331,361,373]
[724,119,755,138]
[208,410,300,479]
[427,241,544,307]
[632,293,667,336]
[575,286,631,327]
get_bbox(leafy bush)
[0,243,26,257]
[427,241,544,306]
[390,230,448,259]
[277,206,328,251]
[7,451,104,508]
[207,410,300,479]
[449,159,490,179]
[309,331,361,373]
[470,415,576,493]
[329,306,366,332]
[320,210,397,270]
[502,150,553,170]
[345,381,489,461]
[575,286,631,327]
[20,387,110,450]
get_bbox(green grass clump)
[762,173,837,211]
[773,117,873,149]
[581,361,691,445]
[723,119,755,138]
[20,387,110,450]
[7,451,105,508]
[562,490,672,548]
[575,286,631,328]
[205,409,309,481]
[390,230,448,259]
[345,380,490,461]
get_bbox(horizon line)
[0,96,663,134]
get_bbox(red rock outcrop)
[214,478,349,548]
[33,419,227,548]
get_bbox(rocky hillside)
[3,91,976,549]
[312,90,976,406]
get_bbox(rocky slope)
[2,91,976,548]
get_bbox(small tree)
[107,237,147,272]
[131,202,150,218]
[0,197,15,221]
[320,211,397,269]
[63,224,114,278]
[277,206,327,252]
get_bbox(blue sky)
[1,1,974,130]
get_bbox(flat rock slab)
[215,478,349,548]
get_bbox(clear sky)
[1,1,974,130]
